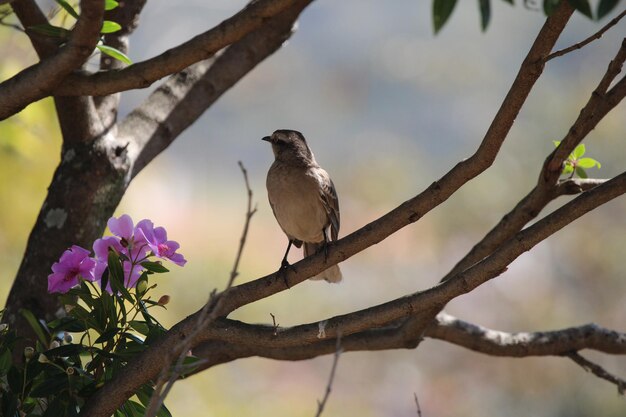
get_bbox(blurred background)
[1,0,626,415]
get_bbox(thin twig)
[413,392,422,417]
[0,9,24,31]
[229,161,258,287]
[545,10,626,62]
[270,313,279,336]
[315,333,342,417]
[567,352,626,395]
[144,161,257,417]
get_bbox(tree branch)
[314,335,342,417]
[10,0,58,57]
[94,0,148,128]
[52,0,312,97]
[443,36,626,282]
[427,313,626,356]
[119,0,308,178]
[191,310,626,368]
[567,352,626,395]
[0,0,105,120]
[545,10,626,62]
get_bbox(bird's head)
[262,129,314,163]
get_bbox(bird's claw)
[278,260,296,288]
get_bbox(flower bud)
[50,340,60,349]
[136,279,148,295]
[157,295,170,305]
[23,346,35,360]
[66,367,75,376]
[38,353,50,364]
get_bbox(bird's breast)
[266,163,329,243]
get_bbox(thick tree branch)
[190,311,626,370]
[52,0,312,97]
[426,313,626,356]
[0,0,105,120]
[94,0,148,127]
[119,0,308,178]
[10,0,58,57]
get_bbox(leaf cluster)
[433,0,622,33]
[27,0,131,64]
[0,253,180,417]
[554,141,602,178]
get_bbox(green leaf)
[597,0,620,19]
[433,0,458,34]
[573,143,586,158]
[100,266,110,293]
[121,331,145,345]
[575,166,588,178]
[478,0,491,31]
[28,23,71,39]
[19,309,49,345]
[95,327,120,344]
[568,0,593,18]
[121,400,147,417]
[577,157,601,169]
[55,0,79,19]
[179,355,203,377]
[107,249,133,302]
[562,164,574,175]
[141,261,169,273]
[543,0,561,15]
[105,0,119,10]
[97,45,133,65]
[108,249,124,286]
[30,373,69,397]
[137,384,173,417]
[0,348,12,375]
[101,20,122,34]
[129,320,150,335]
[48,317,87,333]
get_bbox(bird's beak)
[261,136,271,142]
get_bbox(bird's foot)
[278,260,296,288]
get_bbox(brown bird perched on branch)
[263,129,342,283]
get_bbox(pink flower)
[93,236,144,291]
[135,220,186,266]
[48,245,96,294]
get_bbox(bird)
[263,129,342,283]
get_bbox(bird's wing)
[319,170,340,241]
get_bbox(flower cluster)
[48,214,186,294]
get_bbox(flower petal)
[108,214,134,239]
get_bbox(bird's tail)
[303,242,342,283]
